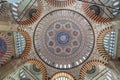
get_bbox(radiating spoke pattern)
[81,0,120,23]
[80,60,106,80]
[97,26,113,61]
[3,59,47,80]
[34,9,95,69]
[17,29,32,59]
[51,72,74,80]
[0,33,13,66]
[45,0,76,7]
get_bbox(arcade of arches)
[0,0,120,80]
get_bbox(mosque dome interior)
[0,0,120,80]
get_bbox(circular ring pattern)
[57,32,70,44]
[0,33,13,66]
[11,0,43,25]
[45,0,76,7]
[80,60,106,80]
[25,59,47,80]
[97,26,112,61]
[34,9,95,69]
[46,20,82,56]
[51,72,75,80]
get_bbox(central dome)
[34,9,95,69]
[45,20,82,57]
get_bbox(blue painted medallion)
[0,38,7,54]
[57,32,69,44]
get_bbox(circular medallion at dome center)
[34,9,95,69]
[46,20,81,56]
[57,32,69,44]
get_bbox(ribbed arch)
[45,0,76,7]
[51,72,75,80]
[97,26,113,61]
[79,60,106,80]
[0,33,13,66]
[82,0,114,24]
[25,59,47,80]
[11,0,43,26]
[17,29,31,59]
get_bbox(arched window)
[104,31,116,57]
[14,32,26,56]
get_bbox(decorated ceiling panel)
[11,0,43,25]
[81,0,120,23]
[0,0,120,80]
[34,9,95,69]
[3,59,47,80]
